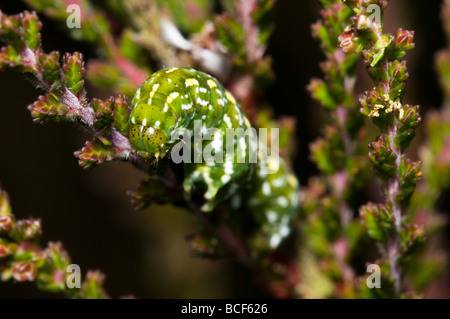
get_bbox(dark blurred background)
[0,0,448,298]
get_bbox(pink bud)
[395,28,414,50]
[12,261,37,282]
[86,270,106,285]
[0,216,13,233]
[338,33,357,54]
[18,218,42,239]
[0,244,10,257]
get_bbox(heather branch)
[214,0,274,118]
[24,0,148,92]
[0,185,109,298]
[340,0,423,297]
[0,10,147,171]
[304,0,368,298]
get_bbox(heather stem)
[305,0,366,297]
[341,0,422,297]
[383,57,402,294]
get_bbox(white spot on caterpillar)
[280,216,290,237]
[223,114,232,128]
[181,103,193,110]
[224,161,234,174]
[287,175,298,187]
[199,87,207,93]
[221,175,231,183]
[290,192,299,205]
[272,177,284,188]
[163,104,169,112]
[244,117,251,128]
[262,181,271,196]
[166,68,178,73]
[233,104,244,124]
[270,234,281,248]
[225,91,236,104]
[142,118,147,126]
[239,137,246,152]
[267,211,277,223]
[147,127,155,135]
[150,84,160,98]
[211,138,222,151]
[185,78,199,87]
[167,92,179,103]
[154,120,161,128]
[202,115,206,120]
[279,224,290,238]
[131,117,136,124]
[207,79,217,88]
[268,157,280,174]
[277,196,289,208]
[196,97,209,106]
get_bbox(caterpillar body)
[129,67,299,250]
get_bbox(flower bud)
[339,33,357,54]
[17,218,42,239]
[12,261,37,282]
[395,28,414,50]
[0,216,13,233]
[0,243,10,257]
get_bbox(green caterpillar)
[128,67,299,251]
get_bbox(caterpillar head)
[128,124,168,161]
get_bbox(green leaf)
[73,139,115,170]
[21,11,42,50]
[0,187,12,217]
[185,232,223,259]
[112,95,131,135]
[37,51,61,85]
[91,97,114,129]
[215,13,245,58]
[27,93,70,123]
[360,203,394,242]
[308,78,337,110]
[400,224,425,256]
[62,52,85,96]
[127,176,180,211]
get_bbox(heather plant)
[0,0,449,298]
